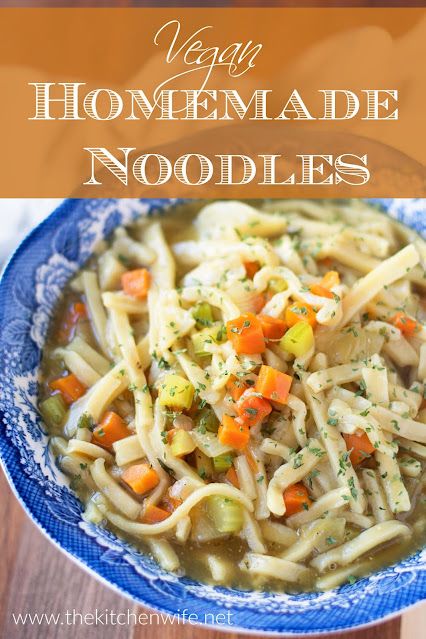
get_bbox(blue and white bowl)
[0,198,425,635]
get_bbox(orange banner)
[0,7,425,197]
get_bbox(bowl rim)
[0,197,425,636]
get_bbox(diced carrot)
[59,301,87,343]
[243,261,260,279]
[259,314,287,340]
[309,284,334,299]
[255,365,292,405]
[74,302,87,317]
[283,483,312,516]
[252,293,266,314]
[226,312,265,354]
[122,463,159,495]
[141,503,171,524]
[236,389,272,427]
[121,268,151,300]
[50,373,86,405]
[321,270,340,289]
[343,432,375,466]
[218,414,250,450]
[285,302,317,328]
[391,312,417,337]
[92,411,130,448]
[226,377,248,402]
[225,466,240,488]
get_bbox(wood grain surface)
[0,470,404,639]
[0,3,419,639]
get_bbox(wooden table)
[0,470,406,639]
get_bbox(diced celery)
[207,495,243,533]
[192,302,214,328]
[280,322,314,357]
[196,407,219,433]
[268,278,288,294]
[214,323,227,343]
[191,323,227,357]
[77,412,95,431]
[195,449,213,479]
[170,429,196,457]
[213,453,234,473]
[39,394,68,432]
[159,374,194,410]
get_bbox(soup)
[39,199,426,592]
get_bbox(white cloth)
[0,199,63,264]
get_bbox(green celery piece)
[39,394,68,432]
[280,322,314,358]
[191,323,226,357]
[196,407,219,433]
[207,495,243,533]
[192,302,214,328]
[213,454,234,473]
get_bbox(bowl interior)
[0,197,425,635]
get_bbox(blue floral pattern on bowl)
[0,197,425,635]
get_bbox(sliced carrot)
[243,261,260,279]
[59,301,88,343]
[244,448,258,472]
[255,365,292,404]
[309,284,334,299]
[226,312,265,354]
[236,389,272,427]
[391,312,417,337]
[259,314,287,340]
[122,463,159,495]
[166,428,177,444]
[343,432,375,466]
[92,411,130,448]
[264,289,275,303]
[73,301,87,317]
[283,483,312,516]
[321,270,340,289]
[218,414,250,450]
[226,377,248,402]
[225,466,240,488]
[285,302,317,328]
[141,503,171,524]
[50,373,86,405]
[121,268,151,300]
[252,293,266,314]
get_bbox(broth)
[40,199,426,592]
